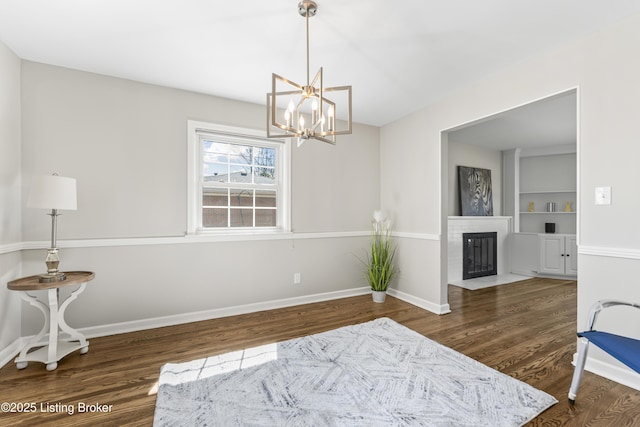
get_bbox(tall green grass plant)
[365,211,398,291]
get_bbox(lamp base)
[41,247,66,283]
[39,272,67,283]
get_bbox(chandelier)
[266,0,352,146]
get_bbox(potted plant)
[364,210,398,303]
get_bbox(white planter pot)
[371,290,387,303]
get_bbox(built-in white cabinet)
[539,234,577,276]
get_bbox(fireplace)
[463,232,497,280]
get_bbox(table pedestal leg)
[14,283,90,371]
[14,292,50,369]
[58,283,89,354]
[46,288,59,371]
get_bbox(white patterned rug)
[153,318,557,426]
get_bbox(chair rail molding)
[579,245,640,261]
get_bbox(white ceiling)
[447,90,577,151]
[1,1,639,127]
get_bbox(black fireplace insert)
[462,232,497,280]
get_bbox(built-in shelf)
[520,211,575,215]
[519,190,575,194]
[517,152,577,235]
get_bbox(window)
[188,121,290,234]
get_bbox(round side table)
[7,271,95,371]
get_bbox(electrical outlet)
[294,273,301,284]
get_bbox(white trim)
[2,285,451,370]
[186,120,291,235]
[292,231,367,240]
[0,242,23,255]
[186,120,200,234]
[0,337,24,369]
[14,242,640,264]
[519,143,576,158]
[387,288,451,315]
[80,286,370,339]
[393,231,440,241]
[20,231,369,250]
[579,245,640,260]
[0,287,372,369]
[575,87,581,247]
[447,216,514,220]
[17,231,444,251]
[573,352,640,392]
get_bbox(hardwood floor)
[2,277,639,426]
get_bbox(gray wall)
[20,62,380,240]
[0,40,22,351]
[18,61,380,334]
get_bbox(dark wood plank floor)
[1,277,639,426]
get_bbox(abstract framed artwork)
[458,166,493,216]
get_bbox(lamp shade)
[27,175,77,210]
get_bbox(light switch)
[595,186,611,205]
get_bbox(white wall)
[380,12,640,386]
[0,40,22,357]
[18,61,381,334]
[448,141,502,216]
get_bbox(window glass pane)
[203,140,228,159]
[254,147,275,167]
[228,144,252,166]
[256,190,276,208]
[203,189,228,207]
[196,127,283,231]
[203,208,228,227]
[254,167,276,184]
[203,159,228,181]
[230,208,253,227]
[255,209,277,227]
[229,164,252,183]
[230,189,253,207]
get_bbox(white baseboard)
[0,338,23,369]
[572,352,640,391]
[387,288,451,315]
[65,287,371,340]
[0,288,368,369]
[0,287,371,369]
[0,286,451,369]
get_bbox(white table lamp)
[27,174,77,283]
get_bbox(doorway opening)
[441,88,579,294]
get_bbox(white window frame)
[187,121,291,235]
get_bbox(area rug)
[153,317,557,426]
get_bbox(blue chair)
[568,300,640,405]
